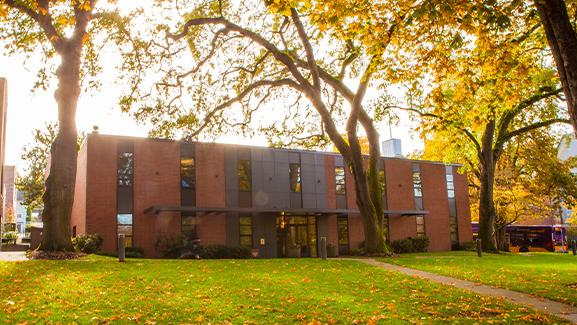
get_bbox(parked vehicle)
[472,222,568,252]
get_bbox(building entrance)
[276,215,317,257]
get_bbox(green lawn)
[384,251,577,307]
[0,255,563,323]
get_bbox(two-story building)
[69,133,473,257]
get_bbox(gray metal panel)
[251,160,264,192]
[238,148,251,160]
[224,148,238,191]
[314,155,327,194]
[316,215,329,257]
[289,152,300,164]
[262,161,275,192]
[336,195,347,209]
[275,161,290,193]
[252,213,277,258]
[301,164,316,194]
[316,194,326,209]
[274,150,289,162]
[334,156,344,167]
[290,192,302,208]
[302,194,316,209]
[301,152,315,165]
[251,148,263,161]
[314,153,325,165]
[261,149,274,161]
[226,190,238,209]
[226,212,240,246]
[445,165,453,174]
[448,198,457,217]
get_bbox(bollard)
[573,240,576,256]
[476,238,482,257]
[320,237,327,260]
[118,234,126,262]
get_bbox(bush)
[459,241,476,251]
[199,245,251,259]
[390,236,429,254]
[155,234,186,258]
[125,246,145,258]
[72,234,103,254]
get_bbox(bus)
[472,223,568,253]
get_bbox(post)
[320,237,327,260]
[476,238,482,257]
[118,234,126,262]
[572,240,576,256]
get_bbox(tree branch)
[497,118,570,146]
[290,8,321,91]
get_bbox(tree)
[16,123,58,212]
[0,1,136,251]
[533,0,577,135]
[407,14,570,251]
[16,123,86,213]
[121,0,443,253]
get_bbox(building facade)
[70,134,473,257]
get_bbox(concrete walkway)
[345,258,577,324]
[0,252,27,261]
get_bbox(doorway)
[277,215,317,257]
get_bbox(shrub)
[125,246,145,258]
[2,231,18,245]
[155,234,186,258]
[390,236,429,254]
[200,245,251,259]
[348,248,366,256]
[459,241,476,251]
[72,234,103,254]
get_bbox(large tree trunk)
[534,0,577,135]
[478,121,499,252]
[40,43,81,251]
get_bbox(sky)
[0,2,424,171]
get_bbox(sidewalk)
[0,252,27,261]
[345,258,577,324]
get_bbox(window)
[383,216,389,241]
[289,163,301,193]
[117,213,133,247]
[182,214,197,238]
[450,217,458,242]
[446,174,455,198]
[335,167,346,194]
[416,215,425,237]
[239,215,253,248]
[181,157,195,189]
[412,172,422,198]
[117,152,133,186]
[337,217,349,246]
[238,160,251,191]
[378,169,386,192]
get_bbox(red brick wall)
[196,212,227,245]
[325,156,336,209]
[421,163,451,251]
[348,214,365,249]
[195,143,226,244]
[385,159,417,241]
[70,143,87,235]
[327,214,338,247]
[85,136,119,253]
[133,139,181,257]
[345,166,357,209]
[454,168,473,244]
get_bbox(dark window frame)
[289,163,301,193]
[238,160,252,192]
[180,157,196,189]
[239,215,253,248]
[335,167,346,194]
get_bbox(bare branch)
[290,8,321,91]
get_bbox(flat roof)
[144,205,429,217]
[85,133,463,167]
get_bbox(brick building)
[70,134,473,257]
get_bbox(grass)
[0,255,564,323]
[384,251,577,307]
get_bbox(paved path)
[0,252,27,261]
[343,258,577,324]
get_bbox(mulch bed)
[27,251,86,260]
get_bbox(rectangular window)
[289,163,301,193]
[337,217,349,246]
[239,215,253,248]
[412,172,422,198]
[416,215,425,237]
[378,169,386,192]
[117,213,133,247]
[117,152,133,186]
[335,167,346,194]
[446,174,455,198]
[238,160,251,191]
[182,214,197,238]
[181,157,195,189]
[383,216,389,241]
